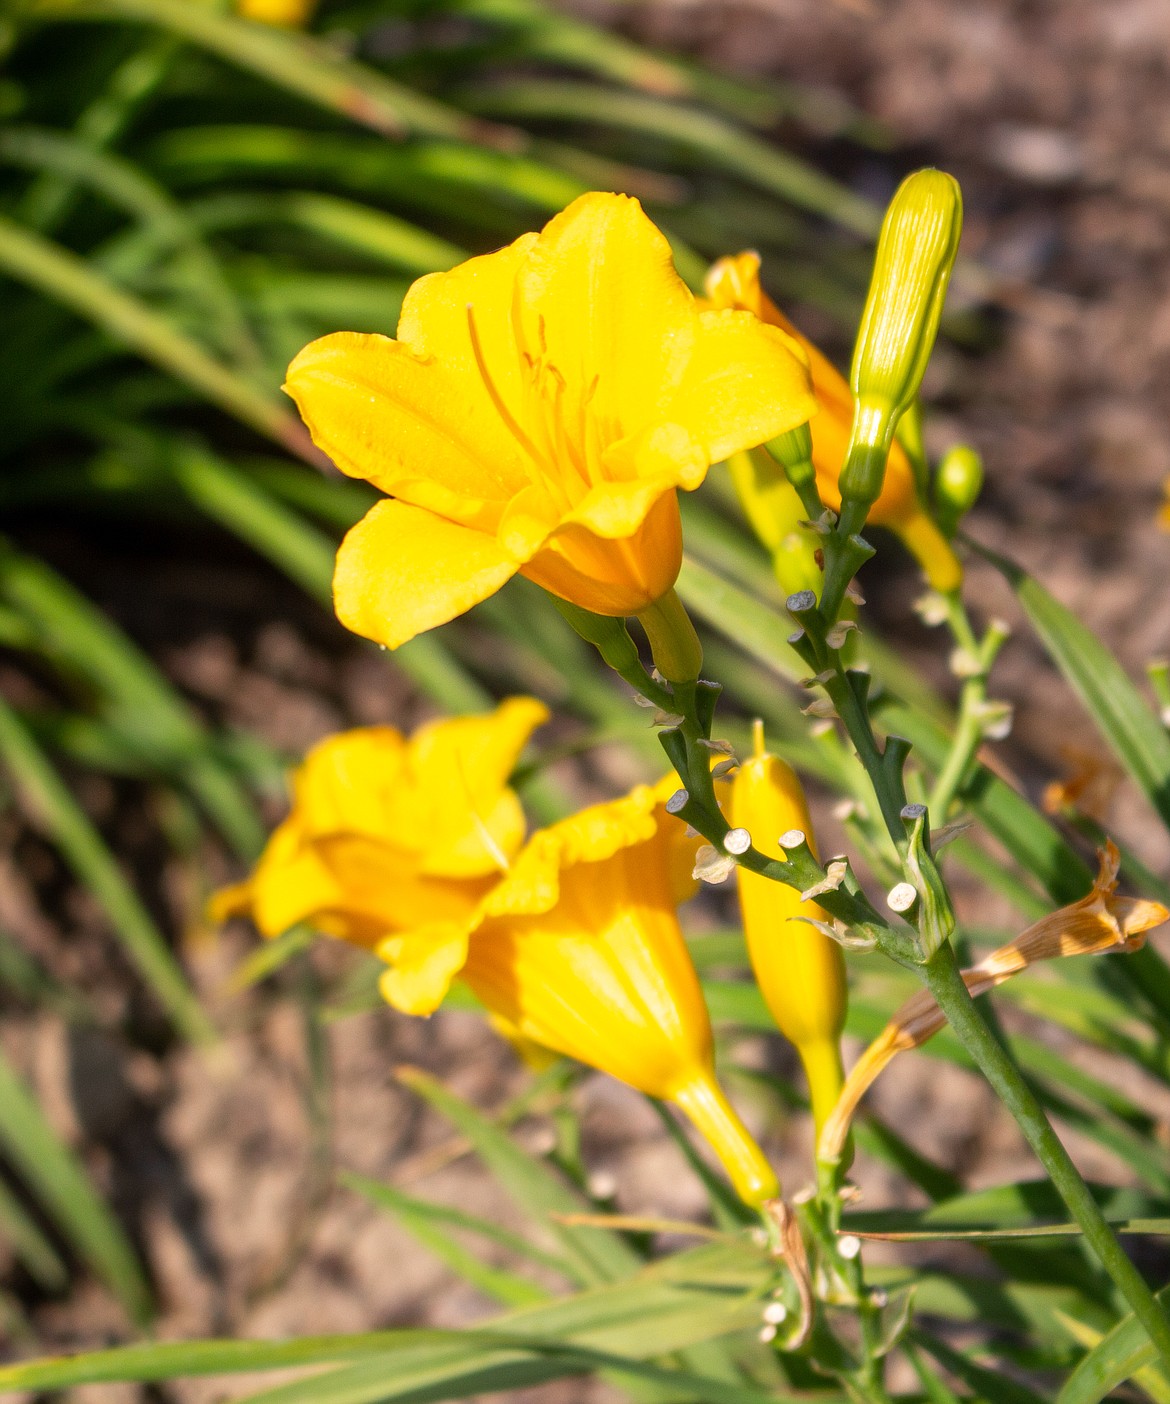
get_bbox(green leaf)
[0,213,305,454]
[454,80,879,235]
[0,695,215,1045]
[395,1067,642,1286]
[985,543,1170,832]
[0,1045,152,1326]
[0,1173,68,1291]
[164,443,490,715]
[341,1172,565,1306]
[912,1328,1046,1404]
[0,1239,777,1399]
[1055,1308,1170,1404]
[0,536,263,857]
[1057,1286,1170,1404]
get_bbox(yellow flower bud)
[934,444,984,537]
[236,0,317,25]
[730,724,847,1142]
[726,449,823,598]
[840,170,963,514]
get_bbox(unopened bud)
[934,444,984,537]
[840,170,963,514]
[765,422,820,514]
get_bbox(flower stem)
[922,939,1170,1368]
[672,1076,779,1207]
[638,589,703,685]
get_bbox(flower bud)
[840,170,963,515]
[934,444,984,538]
[731,723,847,1142]
[727,450,823,598]
[236,0,316,24]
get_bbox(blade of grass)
[341,1174,554,1306]
[0,1045,152,1325]
[165,441,490,713]
[0,536,264,857]
[0,125,260,367]
[980,540,1170,832]
[454,80,880,236]
[1058,1284,1170,1404]
[38,0,508,143]
[0,695,215,1044]
[0,213,314,460]
[0,1174,69,1291]
[396,1066,642,1286]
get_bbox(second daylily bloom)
[286,192,817,649]
[211,698,548,1010]
[704,251,961,594]
[379,775,780,1207]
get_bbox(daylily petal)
[291,727,407,841]
[378,924,472,1015]
[313,834,490,931]
[407,697,550,877]
[396,232,543,471]
[285,330,526,528]
[515,192,697,439]
[522,488,684,616]
[248,815,342,936]
[334,499,518,649]
[670,309,817,463]
[482,776,677,919]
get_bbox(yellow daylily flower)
[236,0,316,25]
[730,724,846,1144]
[211,698,548,1010]
[285,192,818,649]
[378,775,780,1207]
[705,251,961,594]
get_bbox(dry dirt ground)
[3,0,1170,1398]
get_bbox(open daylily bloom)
[378,775,780,1207]
[285,192,817,648]
[704,251,962,593]
[211,698,548,1009]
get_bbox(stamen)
[466,303,545,469]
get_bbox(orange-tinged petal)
[334,499,518,649]
[521,488,684,615]
[515,192,697,440]
[669,309,817,463]
[484,780,667,918]
[407,697,550,877]
[284,330,526,528]
[378,924,472,1015]
[207,879,253,924]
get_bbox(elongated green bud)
[839,170,963,520]
[934,444,984,537]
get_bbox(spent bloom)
[211,698,547,1009]
[730,723,847,1142]
[285,192,817,648]
[704,250,961,593]
[382,773,779,1206]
